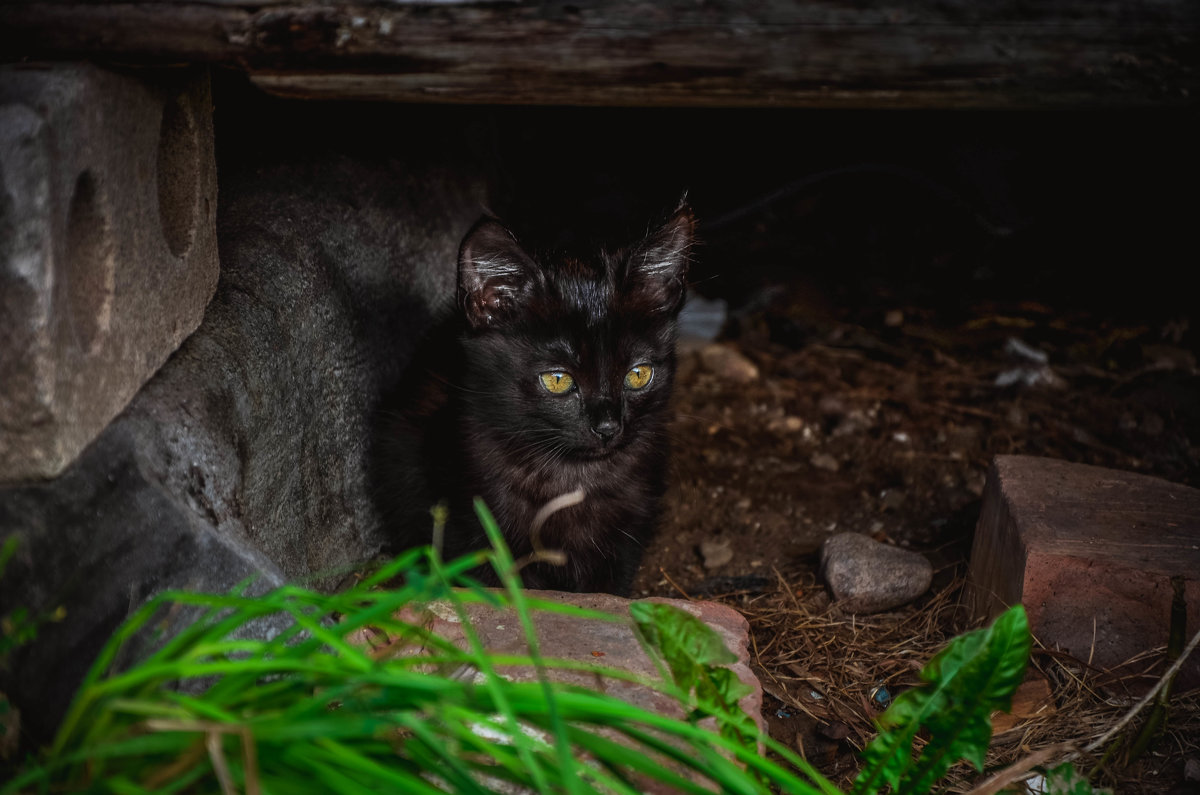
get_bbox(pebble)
[767,415,805,433]
[819,532,933,614]
[831,408,872,436]
[810,452,840,472]
[879,488,906,511]
[699,538,734,569]
[817,395,845,416]
[699,343,759,383]
[817,720,851,741]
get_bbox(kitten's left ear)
[458,216,539,331]
[624,203,695,315]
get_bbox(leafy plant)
[0,536,43,663]
[3,505,831,795]
[4,502,1074,795]
[1042,762,1112,795]
[852,604,1032,794]
[630,602,757,753]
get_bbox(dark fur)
[379,204,694,594]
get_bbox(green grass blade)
[475,496,586,795]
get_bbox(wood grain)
[2,1,1196,107]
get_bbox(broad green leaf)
[631,599,761,771]
[696,665,756,744]
[631,601,737,693]
[854,604,1032,794]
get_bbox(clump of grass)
[3,502,1062,794]
[4,504,834,795]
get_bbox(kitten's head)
[456,204,694,461]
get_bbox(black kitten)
[380,203,694,594]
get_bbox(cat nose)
[591,417,621,440]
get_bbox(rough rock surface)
[0,105,486,742]
[422,590,761,728]
[0,63,218,482]
[401,590,762,792]
[820,532,933,613]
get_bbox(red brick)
[967,456,1200,688]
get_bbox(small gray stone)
[810,452,840,472]
[820,532,933,614]
[880,488,906,511]
[699,343,759,383]
[699,538,734,569]
[767,415,805,434]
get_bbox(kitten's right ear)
[624,202,695,316]
[457,217,538,331]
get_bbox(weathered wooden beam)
[2,1,1196,107]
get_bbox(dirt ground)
[628,196,1200,791]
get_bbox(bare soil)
[630,209,1200,791]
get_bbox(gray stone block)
[0,63,218,483]
[0,424,289,743]
[0,136,486,745]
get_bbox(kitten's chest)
[472,436,666,541]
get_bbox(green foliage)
[0,536,31,662]
[630,602,756,751]
[1,535,67,665]
[853,605,1033,794]
[5,511,1096,795]
[4,509,831,795]
[0,535,16,580]
[0,606,37,662]
[1043,762,1112,795]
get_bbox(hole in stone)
[0,159,26,387]
[65,170,115,354]
[156,92,200,258]
[0,163,14,292]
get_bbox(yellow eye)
[625,364,653,390]
[539,371,575,394]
